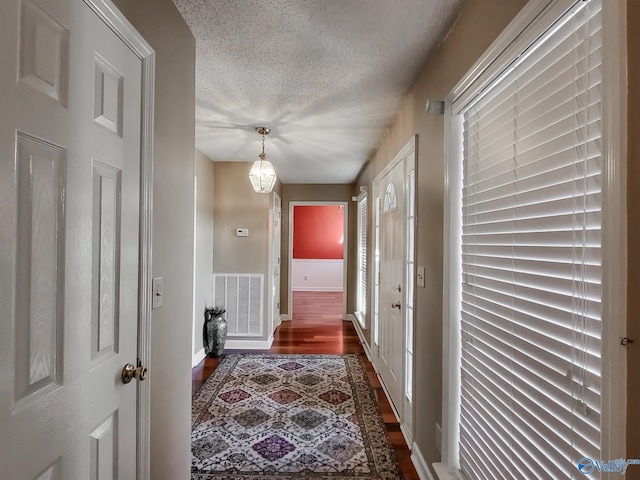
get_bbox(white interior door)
[272,193,282,331]
[378,160,405,413]
[0,1,143,478]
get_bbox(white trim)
[599,0,627,462]
[192,348,206,368]
[192,176,198,373]
[351,318,374,364]
[364,343,375,371]
[267,192,282,340]
[293,286,344,292]
[377,373,401,424]
[450,0,576,113]
[400,422,413,451]
[375,136,416,180]
[281,314,291,322]
[83,2,155,479]
[287,201,348,319]
[370,185,381,369]
[267,194,275,336]
[431,462,460,480]
[441,104,463,471]
[411,443,435,480]
[403,144,416,440]
[343,313,356,322]
[224,336,274,350]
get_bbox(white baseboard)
[377,374,401,424]
[412,444,435,480]
[281,314,291,321]
[343,313,356,322]
[351,318,373,364]
[192,348,206,367]
[224,335,274,350]
[400,422,413,451]
[351,314,364,335]
[361,340,373,365]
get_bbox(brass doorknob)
[121,361,148,384]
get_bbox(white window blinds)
[357,192,368,324]
[458,1,603,479]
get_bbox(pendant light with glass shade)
[249,127,277,193]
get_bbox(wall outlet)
[152,276,163,309]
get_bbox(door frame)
[371,136,416,443]
[84,2,155,478]
[267,192,282,336]
[287,201,349,319]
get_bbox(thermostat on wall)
[236,228,249,237]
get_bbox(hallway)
[192,291,419,479]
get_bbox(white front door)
[0,1,143,478]
[378,160,405,413]
[272,193,282,330]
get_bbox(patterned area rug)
[191,354,401,479]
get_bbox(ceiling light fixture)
[249,127,277,193]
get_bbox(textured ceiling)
[173,0,464,184]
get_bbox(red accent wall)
[293,205,344,259]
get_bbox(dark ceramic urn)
[203,307,227,357]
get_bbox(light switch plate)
[417,266,425,288]
[152,276,163,309]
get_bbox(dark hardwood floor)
[192,290,419,480]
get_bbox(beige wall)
[281,184,356,316]
[213,162,271,275]
[110,1,195,479]
[194,150,215,361]
[354,0,527,472]
[213,162,275,340]
[628,1,640,476]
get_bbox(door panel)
[378,160,405,413]
[14,133,66,407]
[91,161,121,364]
[0,1,143,478]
